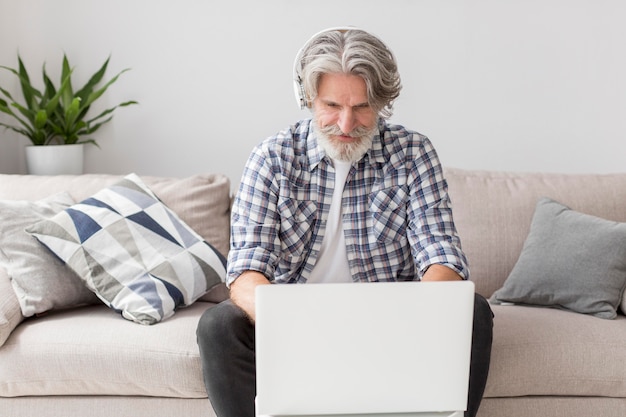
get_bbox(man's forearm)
[229,271,271,323]
[421,264,463,282]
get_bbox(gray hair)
[299,29,402,118]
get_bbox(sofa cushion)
[485,305,626,398]
[0,193,99,317]
[0,302,213,398]
[0,268,22,347]
[491,198,626,319]
[27,174,227,325]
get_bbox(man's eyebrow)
[320,98,370,108]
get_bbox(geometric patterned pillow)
[26,174,226,325]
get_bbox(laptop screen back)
[255,281,474,416]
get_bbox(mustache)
[318,124,375,139]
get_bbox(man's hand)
[230,265,459,321]
[229,271,271,323]
[421,264,463,282]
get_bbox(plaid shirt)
[227,118,468,285]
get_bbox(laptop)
[255,280,475,417]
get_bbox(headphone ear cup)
[293,76,306,110]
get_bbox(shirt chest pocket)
[277,198,317,256]
[369,187,408,243]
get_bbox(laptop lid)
[255,280,475,417]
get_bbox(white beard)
[315,119,378,163]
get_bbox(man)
[197,27,493,417]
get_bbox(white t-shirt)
[308,159,353,284]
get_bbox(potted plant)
[0,54,137,174]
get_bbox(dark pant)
[197,293,493,417]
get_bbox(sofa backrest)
[5,169,625,299]
[0,173,232,258]
[445,168,626,297]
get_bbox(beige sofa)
[1,169,625,417]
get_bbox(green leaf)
[64,97,81,129]
[0,122,32,139]
[0,108,35,136]
[1,63,43,109]
[44,71,72,116]
[119,100,138,107]
[0,100,22,121]
[0,85,16,102]
[42,68,57,104]
[82,115,113,135]
[34,109,47,129]
[74,56,110,101]
[47,118,63,135]
[60,54,74,109]
[76,138,100,147]
[85,100,137,125]
[10,101,36,125]
[82,67,130,108]
[17,56,35,109]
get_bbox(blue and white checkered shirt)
[227,118,468,285]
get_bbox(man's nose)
[337,108,357,134]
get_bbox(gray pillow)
[490,197,626,319]
[0,193,99,317]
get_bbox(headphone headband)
[292,26,359,110]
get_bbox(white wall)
[1,0,625,187]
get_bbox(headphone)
[292,26,359,110]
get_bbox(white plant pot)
[25,144,85,175]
